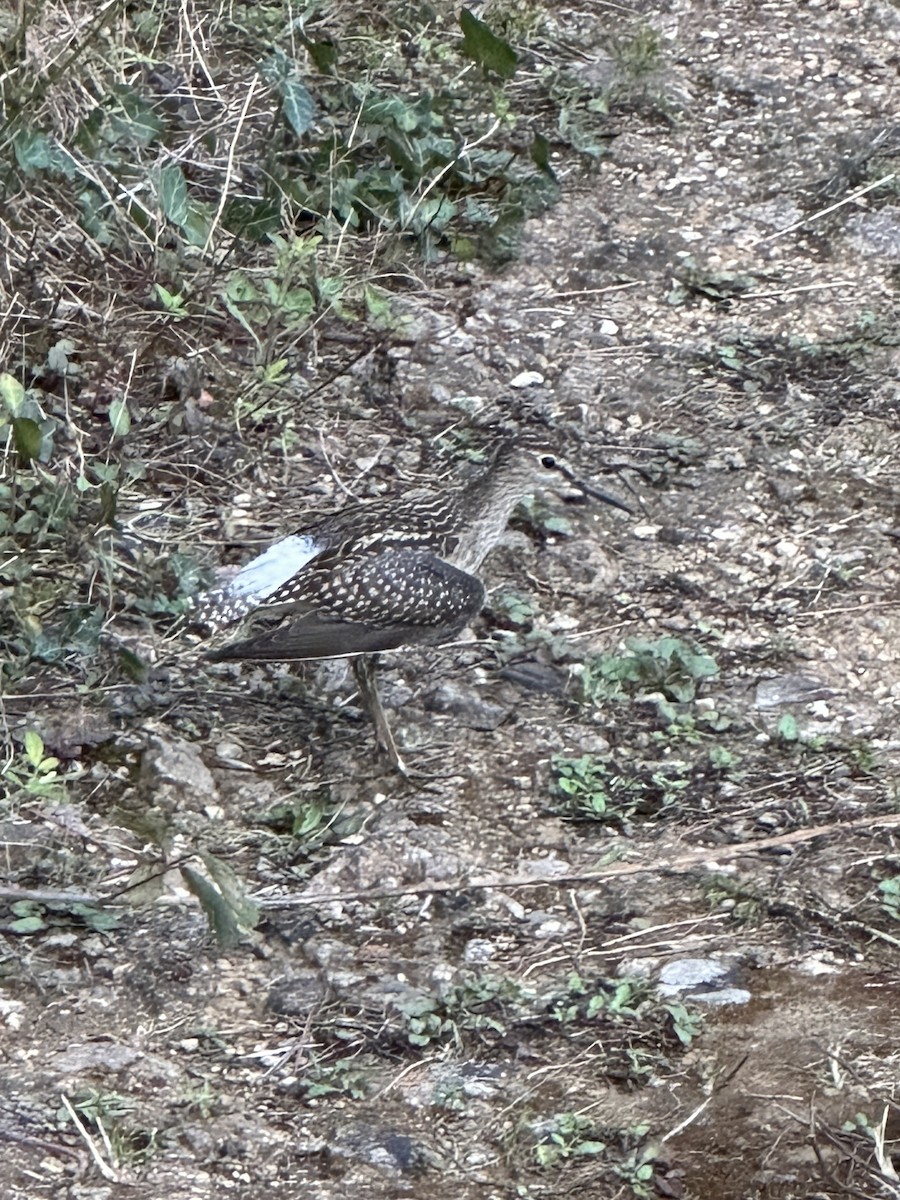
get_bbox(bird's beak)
[557,462,633,515]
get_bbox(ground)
[2,1,900,1199]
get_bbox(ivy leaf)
[157,164,190,226]
[12,417,42,462]
[13,130,79,177]
[9,916,47,934]
[108,398,131,438]
[459,9,518,79]
[531,132,556,180]
[282,77,316,136]
[181,866,243,949]
[25,730,45,766]
[0,372,25,416]
[306,40,337,74]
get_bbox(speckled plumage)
[195,442,629,664]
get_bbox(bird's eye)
[540,454,556,469]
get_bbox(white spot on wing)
[224,535,322,602]
[194,534,323,628]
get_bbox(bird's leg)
[351,653,407,775]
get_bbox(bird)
[193,439,631,769]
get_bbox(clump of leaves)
[551,752,691,825]
[4,7,561,273]
[533,1110,607,1167]
[1,731,68,804]
[573,636,719,706]
[701,874,765,924]
[877,876,900,923]
[399,975,528,1047]
[59,1089,158,1166]
[302,1055,371,1100]
[5,896,119,936]
[554,971,701,1048]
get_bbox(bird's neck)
[452,461,529,572]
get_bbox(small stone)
[423,682,509,731]
[509,370,545,389]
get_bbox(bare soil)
[3,2,900,1198]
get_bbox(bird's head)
[492,440,633,514]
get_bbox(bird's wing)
[204,550,485,662]
[192,534,324,629]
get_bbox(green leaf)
[575,1140,606,1156]
[157,164,190,226]
[0,372,25,416]
[46,339,75,375]
[181,866,243,949]
[99,480,118,526]
[25,730,44,766]
[306,39,337,73]
[459,9,518,79]
[69,903,120,932]
[9,916,47,934]
[179,203,212,247]
[201,852,260,930]
[12,417,42,462]
[281,77,316,136]
[279,286,314,318]
[364,285,392,320]
[262,359,288,383]
[222,197,282,242]
[108,398,131,438]
[155,284,186,314]
[13,130,78,177]
[531,132,555,179]
[777,713,799,742]
[118,647,148,683]
[226,273,263,303]
[105,84,165,146]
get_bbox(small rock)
[658,958,729,992]
[689,988,752,1007]
[53,1042,143,1074]
[509,370,545,388]
[755,674,833,709]
[331,1122,436,1173]
[140,735,218,811]
[498,661,566,693]
[423,682,510,730]
[267,971,330,1018]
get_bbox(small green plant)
[877,876,900,922]
[774,713,826,752]
[534,1111,606,1167]
[840,1108,898,1180]
[610,24,662,80]
[398,976,530,1047]
[701,874,765,923]
[553,972,650,1023]
[664,1001,701,1047]
[60,1089,158,1166]
[399,993,457,1048]
[1,731,66,802]
[612,1137,657,1197]
[551,754,690,825]
[491,589,536,627]
[4,898,118,936]
[574,637,719,707]
[303,1056,370,1099]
